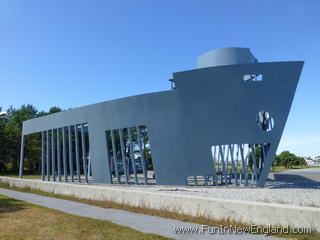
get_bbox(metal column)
[105,132,113,183]
[219,145,228,186]
[18,135,25,178]
[57,128,61,181]
[68,126,74,182]
[111,130,120,184]
[136,126,148,184]
[239,144,248,186]
[119,129,129,184]
[81,124,88,183]
[229,144,238,185]
[75,125,81,182]
[46,130,50,181]
[52,129,56,181]
[127,128,138,184]
[41,131,45,181]
[62,127,68,182]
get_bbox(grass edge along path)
[0,181,319,240]
[0,194,169,240]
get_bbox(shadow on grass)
[0,197,25,216]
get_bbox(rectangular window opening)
[106,125,155,185]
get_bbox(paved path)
[273,168,320,182]
[266,168,320,189]
[0,188,281,240]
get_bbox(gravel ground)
[107,185,320,208]
[97,168,320,208]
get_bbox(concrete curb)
[1,177,319,231]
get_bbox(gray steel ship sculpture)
[19,47,304,187]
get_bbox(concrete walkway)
[0,188,281,240]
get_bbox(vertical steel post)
[229,144,238,185]
[74,125,81,182]
[251,145,258,185]
[51,129,56,181]
[239,144,248,186]
[237,144,242,185]
[57,128,61,181]
[87,158,91,177]
[105,132,113,184]
[119,129,129,184]
[47,130,50,181]
[62,127,67,182]
[81,124,88,183]
[212,146,217,185]
[68,126,74,182]
[136,126,148,185]
[219,145,228,186]
[127,128,138,184]
[41,132,45,181]
[19,135,25,178]
[111,130,120,184]
[194,176,198,186]
[204,175,208,186]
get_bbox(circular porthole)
[256,111,274,132]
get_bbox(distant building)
[19,47,304,187]
[305,156,320,167]
[0,111,7,123]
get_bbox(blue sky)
[0,0,319,156]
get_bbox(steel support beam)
[119,129,129,184]
[105,132,113,183]
[239,144,248,186]
[111,130,120,184]
[127,128,138,184]
[75,125,81,182]
[68,126,74,182]
[46,130,50,181]
[212,146,217,185]
[62,127,67,182]
[19,135,25,178]
[41,131,45,181]
[81,124,88,183]
[229,144,238,185]
[136,126,148,184]
[219,145,228,186]
[57,128,61,181]
[52,129,56,181]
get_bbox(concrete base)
[1,177,319,231]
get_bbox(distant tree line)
[248,145,307,170]
[274,151,306,169]
[0,105,61,174]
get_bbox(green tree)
[4,105,38,172]
[0,107,7,172]
[248,145,261,170]
[274,151,304,168]
[0,104,65,174]
[48,106,62,114]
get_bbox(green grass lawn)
[270,165,320,172]
[0,174,41,179]
[0,194,169,240]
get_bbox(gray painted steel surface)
[19,47,304,186]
